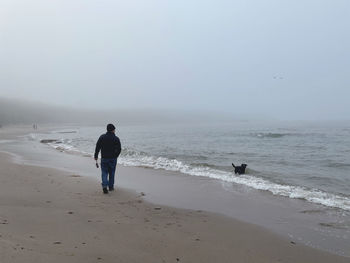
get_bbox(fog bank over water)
[1,0,350,120]
[0,97,243,126]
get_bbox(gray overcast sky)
[1,0,349,120]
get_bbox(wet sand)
[0,126,349,262]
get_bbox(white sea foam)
[46,140,92,157]
[118,149,350,211]
[39,135,350,212]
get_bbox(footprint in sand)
[70,175,82,178]
[0,219,8,225]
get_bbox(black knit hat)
[107,123,116,132]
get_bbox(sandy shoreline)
[0,126,349,262]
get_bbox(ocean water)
[30,120,350,212]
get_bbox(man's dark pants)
[100,158,117,189]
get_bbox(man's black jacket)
[94,131,121,159]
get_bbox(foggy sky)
[1,0,349,120]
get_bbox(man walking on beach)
[94,124,122,194]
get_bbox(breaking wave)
[118,148,350,211]
[43,139,350,211]
[40,138,92,157]
[37,134,350,212]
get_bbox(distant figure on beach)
[94,123,122,194]
[33,124,37,130]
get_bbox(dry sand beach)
[0,126,349,263]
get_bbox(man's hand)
[94,157,98,161]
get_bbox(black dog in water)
[232,163,247,175]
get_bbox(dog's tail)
[232,163,235,168]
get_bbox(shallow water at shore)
[0,124,349,257]
[26,121,350,212]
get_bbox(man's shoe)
[103,188,108,194]
[109,186,114,191]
